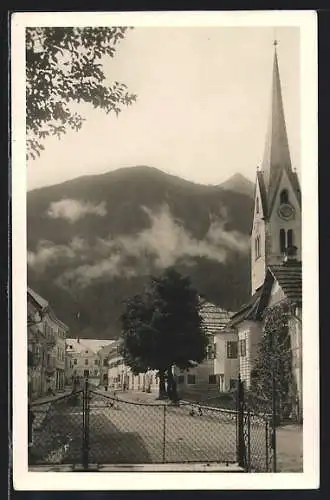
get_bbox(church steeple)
[261,42,292,199]
[250,42,301,296]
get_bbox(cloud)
[56,204,249,288]
[28,237,87,272]
[47,199,107,223]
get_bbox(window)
[280,189,289,204]
[74,359,77,365]
[85,350,88,354]
[85,359,88,365]
[255,236,261,259]
[94,370,98,376]
[227,341,238,359]
[178,375,184,384]
[103,359,108,367]
[187,374,196,385]
[209,375,217,384]
[256,197,259,214]
[94,359,99,365]
[103,374,108,382]
[239,339,246,357]
[83,369,89,378]
[287,229,294,248]
[206,344,215,360]
[280,229,286,253]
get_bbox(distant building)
[104,340,159,394]
[27,287,68,399]
[65,338,114,387]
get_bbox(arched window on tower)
[287,229,294,248]
[280,229,286,253]
[280,189,289,204]
[255,235,261,259]
[256,197,259,214]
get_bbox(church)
[227,43,302,421]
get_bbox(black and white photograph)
[11,11,318,490]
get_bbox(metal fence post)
[271,361,277,473]
[236,376,246,469]
[82,378,90,470]
[265,418,269,471]
[162,404,166,463]
[247,409,251,472]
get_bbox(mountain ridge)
[27,166,254,340]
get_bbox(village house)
[175,301,237,399]
[65,338,113,387]
[27,287,68,399]
[105,340,159,394]
[227,44,302,420]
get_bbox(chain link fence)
[28,381,273,471]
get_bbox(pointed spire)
[261,43,292,193]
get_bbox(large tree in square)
[120,267,208,401]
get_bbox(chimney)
[283,245,298,265]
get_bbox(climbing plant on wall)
[250,300,295,421]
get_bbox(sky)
[27,26,300,191]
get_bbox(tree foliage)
[250,301,295,420]
[120,268,208,400]
[26,27,137,159]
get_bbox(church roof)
[258,45,300,219]
[227,288,263,327]
[269,262,302,305]
[262,47,292,191]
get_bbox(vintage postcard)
[11,10,318,491]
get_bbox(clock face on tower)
[278,203,295,221]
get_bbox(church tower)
[251,43,301,295]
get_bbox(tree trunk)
[158,370,167,399]
[167,365,179,403]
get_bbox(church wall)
[268,169,302,264]
[288,308,303,421]
[251,179,267,294]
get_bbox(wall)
[27,301,48,400]
[68,345,101,386]
[288,306,303,421]
[251,178,267,294]
[214,330,239,392]
[238,320,263,388]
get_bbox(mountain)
[27,166,254,340]
[220,173,255,199]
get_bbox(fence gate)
[29,379,273,471]
[237,378,276,472]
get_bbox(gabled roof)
[268,262,302,305]
[199,300,232,334]
[98,341,120,358]
[227,287,263,328]
[27,287,48,310]
[256,170,268,218]
[66,338,114,354]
